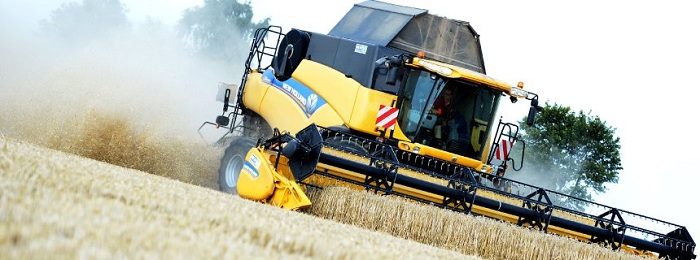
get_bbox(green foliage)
[515,103,622,210]
[178,0,270,64]
[40,0,129,45]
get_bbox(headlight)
[418,60,452,76]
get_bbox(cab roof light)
[510,82,528,99]
[418,60,452,76]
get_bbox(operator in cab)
[431,86,454,118]
[430,86,469,153]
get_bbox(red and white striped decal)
[495,139,514,160]
[375,105,399,130]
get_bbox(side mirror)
[386,67,399,85]
[376,55,404,85]
[530,97,539,107]
[526,106,537,126]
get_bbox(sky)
[3,0,698,254]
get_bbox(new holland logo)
[262,69,327,118]
[306,94,318,113]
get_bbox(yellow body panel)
[243,70,345,135]
[237,147,311,210]
[242,60,413,141]
[347,87,402,138]
[292,60,362,123]
[268,174,312,210]
[480,139,492,164]
[237,148,275,201]
[241,73,269,113]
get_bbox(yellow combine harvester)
[199,1,695,259]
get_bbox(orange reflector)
[417,51,425,58]
[517,81,524,88]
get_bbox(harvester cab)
[198,1,695,259]
[376,53,539,171]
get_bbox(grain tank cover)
[329,0,486,73]
[328,1,426,46]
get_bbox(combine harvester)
[199,1,695,259]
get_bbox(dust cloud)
[0,11,241,189]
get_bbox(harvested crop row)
[0,136,478,259]
[306,186,649,260]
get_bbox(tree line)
[40,0,267,65]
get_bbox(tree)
[513,102,622,210]
[40,0,129,45]
[178,0,269,64]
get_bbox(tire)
[218,137,257,195]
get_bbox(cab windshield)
[397,68,501,160]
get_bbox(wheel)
[218,137,257,195]
[325,136,368,154]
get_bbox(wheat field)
[0,135,478,259]
[306,187,648,260]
